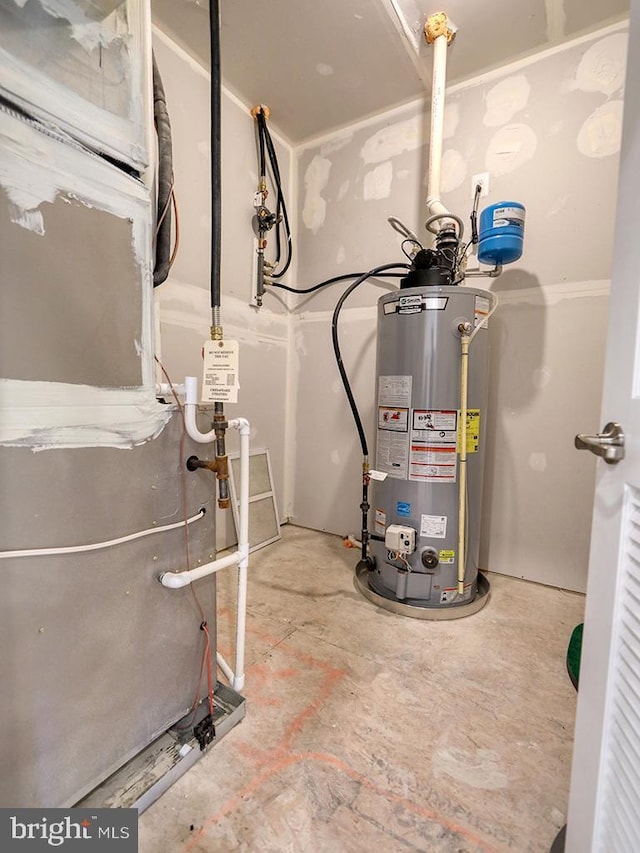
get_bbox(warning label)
[374,509,386,536]
[439,549,456,564]
[376,377,411,478]
[457,409,481,454]
[474,296,490,331]
[409,445,457,482]
[201,340,240,403]
[413,409,457,434]
[378,406,409,432]
[409,409,458,483]
[376,429,409,479]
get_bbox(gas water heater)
[365,283,490,613]
[354,202,525,619]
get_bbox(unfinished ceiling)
[151,0,630,143]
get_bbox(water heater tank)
[366,285,490,612]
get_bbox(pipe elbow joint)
[230,417,251,436]
[159,571,190,590]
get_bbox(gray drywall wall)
[152,31,293,547]
[290,25,627,592]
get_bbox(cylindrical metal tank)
[367,284,490,610]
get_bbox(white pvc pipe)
[216,651,234,685]
[231,416,250,692]
[160,402,251,694]
[159,549,241,588]
[156,382,185,399]
[184,376,217,443]
[426,33,452,232]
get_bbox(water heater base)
[354,562,491,620]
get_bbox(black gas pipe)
[208,0,230,509]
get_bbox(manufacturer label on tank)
[374,509,386,535]
[398,294,422,314]
[457,409,480,453]
[396,501,411,517]
[383,296,448,315]
[491,206,525,227]
[420,514,447,538]
[409,409,457,483]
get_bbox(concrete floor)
[140,524,585,853]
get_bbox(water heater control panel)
[385,524,416,554]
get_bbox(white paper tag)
[368,470,389,481]
[201,340,240,403]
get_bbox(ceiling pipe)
[424,12,457,235]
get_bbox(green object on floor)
[567,623,583,691]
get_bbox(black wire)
[471,183,482,246]
[269,269,406,295]
[401,237,423,260]
[331,263,410,457]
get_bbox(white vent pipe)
[425,14,456,234]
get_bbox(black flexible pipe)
[209,0,222,311]
[256,110,292,278]
[331,263,410,458]
[208,0,230,506]
[270,271,406,295]
[152,53,173,287]
[257,111,266,180]
[331,261,408,563]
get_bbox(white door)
[565,2,640,850]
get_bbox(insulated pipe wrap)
[152,53,174,287]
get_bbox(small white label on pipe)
[368,470,388,481]
[202,340,240,403]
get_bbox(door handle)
[574,422,625,464]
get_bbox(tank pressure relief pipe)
[457,322,472,596]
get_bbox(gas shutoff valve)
[385,524,416,554]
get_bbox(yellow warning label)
[439,549,456,564]
[457,409,480,453]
